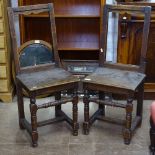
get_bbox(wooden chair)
[8,4,79,147]
[150,101,155,154]
[82,4,151,144]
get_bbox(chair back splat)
[8,3,61,75]
[99,4,151,74]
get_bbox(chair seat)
[83,67,145,91]
[17,67,80,91]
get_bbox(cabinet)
[18,0,105,72]
[117,1,155,99]
[0,0,14,102]
[117,0,155,99]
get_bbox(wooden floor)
[0,96,152,155]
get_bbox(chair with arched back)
[8,3,79,147]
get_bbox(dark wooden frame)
[83,4,151,145]
[8,3,79,147]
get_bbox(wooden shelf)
[21,0,101,17]
[22,0,101,17]
[58,42,99,50]
[23,9,100,18]
[54,2,100,16]
[19,0,104,61]
[24,14,100,18]
[55,9,100,18]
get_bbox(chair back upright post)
[7,3,61,75]
[99,4,151,73]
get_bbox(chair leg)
[150,117,155,154]
[136,83,144,126]
[72,90,79,136]
[83,90,90,135]
[55,92,61,117]
[99,92,105,116]
[16,83,25,129]
[123,96,133,145]
[30,97,38,147]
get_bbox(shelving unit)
[0,0,14,102]
[18,0,105,66]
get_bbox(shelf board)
[58,42,99,50]
[55,9,100,18]
[23,8,100,18]
[56,14,100,18]
[24,14,100,18]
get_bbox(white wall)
[11,0,18,7]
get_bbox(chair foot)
[138,120,142,127]
[83,122,89,135]
[123,129,132,145]
[83,129,89,135]
[150,146,155,152]
[32,142,38,147]
[31,132,38,147]
[73,131,78,136]
[124,139,131,145]
[150,145,155,155]
[73,132,78,136]
[73,123,79,136]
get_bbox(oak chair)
[82,4,151,144]
[8,4,79,147]
[150,101,155,154]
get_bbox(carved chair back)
[100,4,151,73]
[7,3,60,75]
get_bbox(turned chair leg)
[55,92,61,117]
[16,83,25,129]
[83,90,90,135]
[30,96,38,147]
[150,117,155,154]
[123,96,133,145]
[99,91,105,116]
[136,83,144,126]
[72,90,79,136]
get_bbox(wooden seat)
[82,4,151,144]
[83,67,145,91]
[8,4,79,147]
[17,67,79,91]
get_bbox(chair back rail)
[100,4,151,73]
[7,3,60,74]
